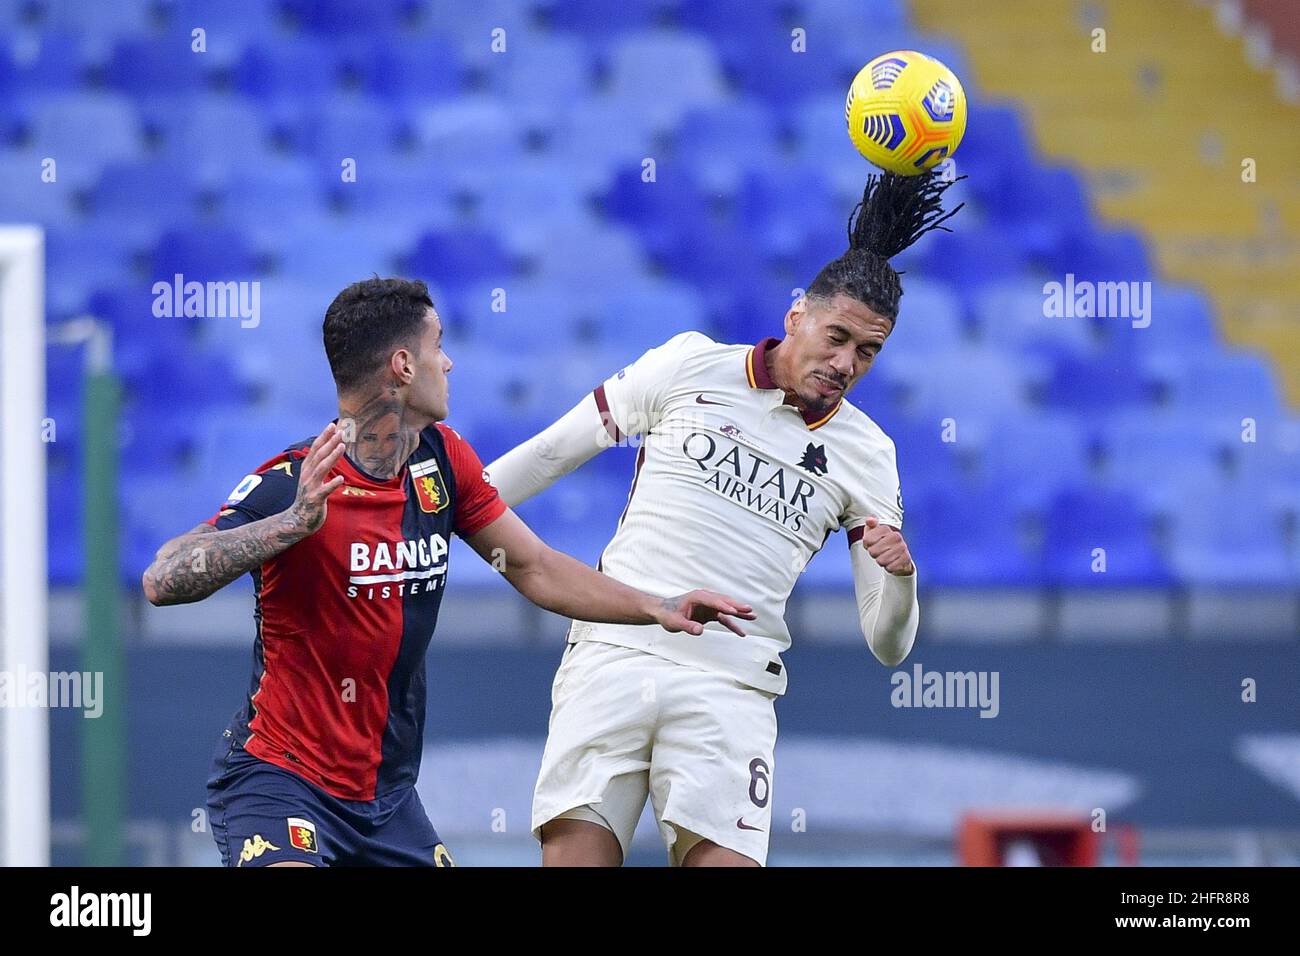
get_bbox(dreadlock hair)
[805,170,964,322]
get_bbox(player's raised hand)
[655,590,757,637]
[286,423,347,535]
[861,516,915,576]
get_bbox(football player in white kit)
[486,171,963,866]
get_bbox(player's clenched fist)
[861,516,914,576]
[286,422,347,535]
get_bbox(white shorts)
[531,638,778,866]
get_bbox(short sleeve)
[437,424,508,537]
[204,449,304,530]
[843,440,905,547]
[595,331,712,441]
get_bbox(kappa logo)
[287,817,319,853]
[341,486,377,497]
[238,834,281,866]
[798,442,829,476]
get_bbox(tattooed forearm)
[141,513,311,606]
[338,391,421,480]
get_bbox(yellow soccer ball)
[846,50,968,175]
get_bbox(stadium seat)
[971,279,1096,359]
[149,225,260,280]
[350,34,465,103]
[235,37,343,100]
[90,160,207,223]
[0,149,80,222]
[106,35,217,95]
[26,92,145,184]
[1042,488,1171,586]
[674,102,784,194]
[604,30,729,132]
[0,31,86,93]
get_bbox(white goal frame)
[0,225,48,866]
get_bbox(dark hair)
[323,277,435,392]
[806,171,964,321]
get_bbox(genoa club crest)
[410,458,450,514]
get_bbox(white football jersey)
[572,331,904,695]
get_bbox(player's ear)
[785,296,807,335]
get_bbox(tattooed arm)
[142,423,346,606]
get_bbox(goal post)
[0,225,49,866]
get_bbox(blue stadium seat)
[236,37,343,99]
[675,102,783,194]
[604,30,729,131]
[1050,227,1153,283]
[1162,349,1283,420]
[1043,352,1152,411]
[322,160,458,229]
[408,95,522,167]
[592,278,710,352]
[1123,282,1217,354]
[911,225,1029,288]
[972,279,1096,359]
[0,31,85,93]
[730,22,850,106]
[349,34,465,102]
[149,96,275,169]
[492,31,596,107]
[43,0,158,35]
[1167,484,1293,585]
[297,97,406,167]
[982,412,1092,512]
[531,221,647,284]
[150,225,259,279]
[403,228,515,294]
[0,149,80,221]
[545,0,675,42]
[905,485,1042,586]
[274,226,412,288]
[895,347,1034,418]
[546,96,658,172]
[451,281,596,349]
[735,164,846,278]
[90,160,206,222]
[604,161,712,258]
[475,160,593,256]
[106,35,216,94]
[1042,488,1171,585]
[279,0,410,34]
[168,0,284,42]
[215,158,334,229]
[26,92,144,184]
[1096,412,1224,515]
[87,285,196,378]
[46,224,153,319]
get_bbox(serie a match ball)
[846,50,968,175]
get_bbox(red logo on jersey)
[410,460,450,514]
[287,817,318,853]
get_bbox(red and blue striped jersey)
[206,422,505,800]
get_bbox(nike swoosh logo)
[736,818,764,832]
[696,394,732,406]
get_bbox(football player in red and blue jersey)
[142,277,754,867]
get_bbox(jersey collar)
[745,337,842,431]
